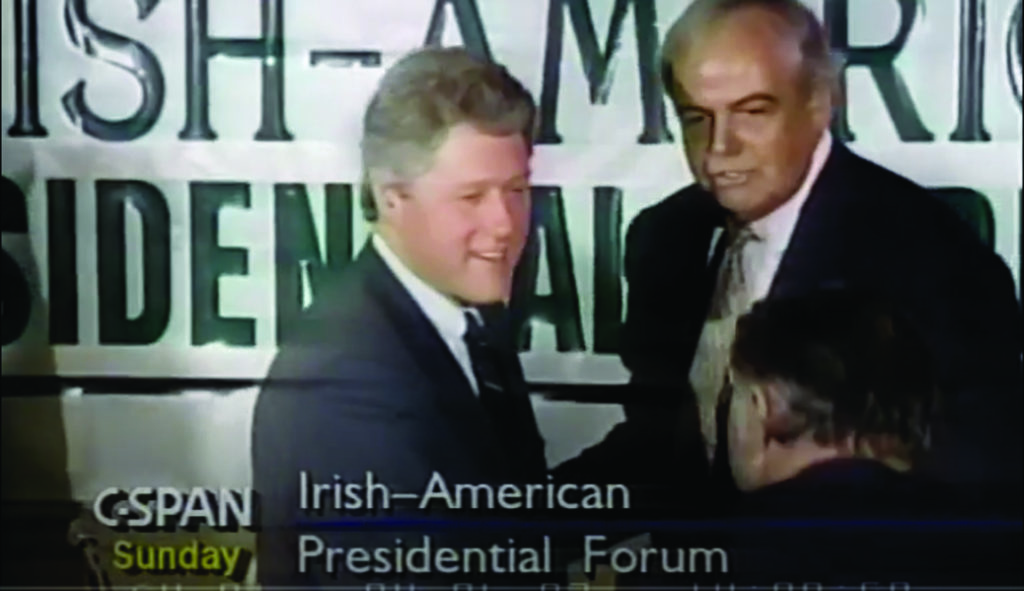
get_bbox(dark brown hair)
[731,289,937,457]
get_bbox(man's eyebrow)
[451,181,488,192]
[730,93,778,108]
[452,174,530,190]
[677,103,711,114]
[676,93,778,113]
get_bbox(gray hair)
[659,0,841,106]
[359,47,536,222]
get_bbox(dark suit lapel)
[356,243,497,450]
[769,143,857,299]
[686,189,729,293]
[681,191,730,359]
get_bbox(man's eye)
[461,193,485,202]
[682,114,706,126]
[743,107,770,115]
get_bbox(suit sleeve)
[619,210,653,377]
[553,210,712,518]
[875,201,1023,494]
[619,209,699,388]
[252,355,496,586]
[917,239,1022,490]
[549,213,651,487]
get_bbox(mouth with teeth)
[712,171,752,188]
[472,250,508,263]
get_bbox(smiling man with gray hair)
[252,46,549,586]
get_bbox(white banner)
[2,0,1022,382]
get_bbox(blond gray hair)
[360,47,536,221]
[659,0,841,107]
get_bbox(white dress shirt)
[372,234,479,395]
[690,131,834,455]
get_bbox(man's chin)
[717,193,782,222]
[732,471,763,493]
[453,284,510,307]
[713,187,756,212]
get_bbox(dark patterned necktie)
[463,310,517,434]
[464,309,548,480]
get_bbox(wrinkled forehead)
[669,8,805,104]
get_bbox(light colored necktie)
[694,224,760,458]
[709,225,760,320]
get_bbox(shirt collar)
[749,130,833,248]
[372,233,469,343]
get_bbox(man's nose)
[707,115,740,157]
[481,190,516,238]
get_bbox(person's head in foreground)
[660,0,837,222]
[727,290,938,492]
[360,46,535,306]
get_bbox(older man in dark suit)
[252,47,548,586]
[564,0,1021,516]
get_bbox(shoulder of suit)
[627,183,711,242]
[301,264,382,339]
[638,183,709,219]
[265,261,403,374]
[259,305,427,415]
[836,146,989,253]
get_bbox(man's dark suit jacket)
[613,459,1021,587]
[722,459,1023,586]
[252,244,548,586]
[561,141,1022,514]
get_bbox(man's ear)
[807,82,835,132]
[379,184,401,210]
[367,167,405,214]
[758,382,793,443]
[371,179,407,220]
[750,382,774,421]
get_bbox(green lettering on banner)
[825,0,934,142]
[951,0,991,141]
[179,0,290,141]
[46,180,79,344]
[538,0,670,145]
[96,180,172,345]
[423,0,492,60]
[593,187,624,355]
[190,182,255,347]
[514,187,585,353]
[1,176,32,346]
[62,0,165,141]
[274,183,354,346]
